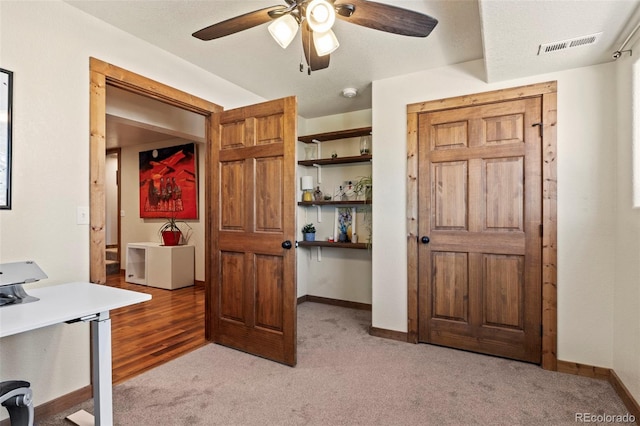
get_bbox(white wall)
[120,138,206,281]
[297,111,373,303]
[0,0,264,416]
[614,39,640,402]
[372,60,618,369]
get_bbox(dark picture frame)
[0,68,12,209]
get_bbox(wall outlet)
[77,206,90,225]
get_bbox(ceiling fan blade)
[301,22,330,71]
[335,0,437,38]
[192,6,287,40]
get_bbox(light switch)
[77,206,90,225]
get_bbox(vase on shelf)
[360,135,371,155]
[338,232,348,243]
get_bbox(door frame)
[88,58,223,340]
[406,81,558,370]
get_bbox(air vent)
[538,32,603,55]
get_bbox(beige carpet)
[39,302,633,425]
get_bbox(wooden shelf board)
[299,127,372,144]
[298,154,372,166]
[298,200,371,206]
[298,241,368,250]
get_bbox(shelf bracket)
[316,205,321,222]
[312,139,321,156]
[317,246,322,261]
[312,163,322,184]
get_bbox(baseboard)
[557,360,639,420]
[609,370,640,421]
[0,385,92,426]
[369,326,409,342]
[195,280,205,288]
[298,295,372,311]
[557,360,611,380]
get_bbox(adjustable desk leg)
[91,312,113,426]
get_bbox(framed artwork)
[139,143,198,219]
[334,207,356,242]
[0,68,13,209]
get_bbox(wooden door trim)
[89,58,223,340]
[406,81,558,370]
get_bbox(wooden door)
[209,97,297,366]
[417,98,542,363]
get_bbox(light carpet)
[39,302,633,425]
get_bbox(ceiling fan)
[192,0,438,73]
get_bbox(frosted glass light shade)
[306,0,336,33]
[268,14,299,49]
[313,29,340,56]
[301,176,314,190]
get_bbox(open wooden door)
[208,97,297,366]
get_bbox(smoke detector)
[342,87,358,98]
[538,32,602,55]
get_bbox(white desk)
[0,282,151,425]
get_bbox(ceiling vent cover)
[538,32,603,55]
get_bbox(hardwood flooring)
[105,274,206,384]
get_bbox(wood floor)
[105,273,206,384]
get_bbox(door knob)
[421,236,430,244]
[282,240,292,249]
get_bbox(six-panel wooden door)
[209,97,297,366]
[417,98,543,363]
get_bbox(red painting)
[139,143,197,219]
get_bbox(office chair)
[0,381,33,426]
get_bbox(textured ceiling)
[65,0,640,145]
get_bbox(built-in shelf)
[298,127,371,144]
[298,200,371,207]
[298,154,372,167]
[298,241,368,250]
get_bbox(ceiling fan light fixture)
[306,0,336,33]
[268,14,299,49]
[313,29,340,56]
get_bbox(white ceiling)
[66,0,640,142]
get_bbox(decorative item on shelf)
[301,176,314,201]
[302,223,316,241]
[342,180,356,200]
[352,233,358,243]
[334,207,355,243]
[304,145,316,160]
[313,186,323,201]
[360,134,371,155]
[323,195,332,201]
[353,175,372,201]
[158,214,192,246]
[331,151,338,159]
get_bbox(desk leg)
[91,312,113,426]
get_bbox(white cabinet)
[125,242,194,290]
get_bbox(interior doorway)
[105,148,120,275]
